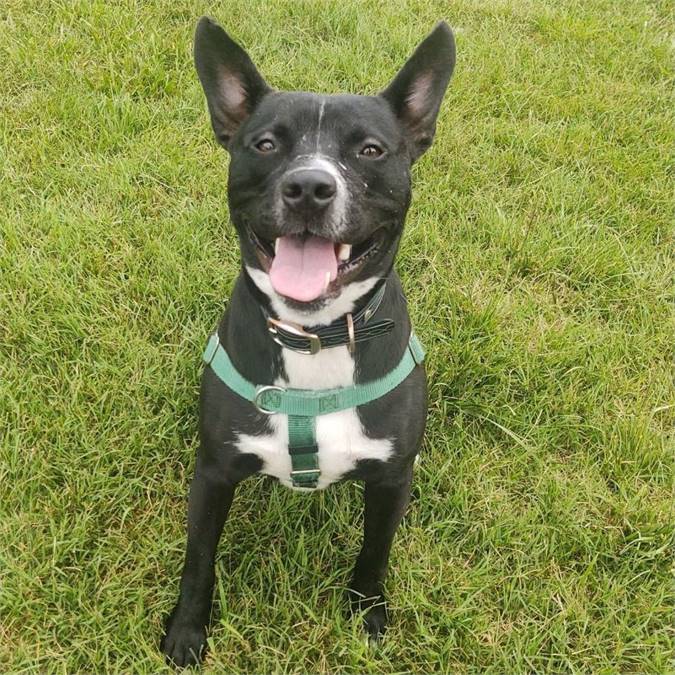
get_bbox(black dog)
[161,17,455,667]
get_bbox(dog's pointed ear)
[194,17,271,149]
[381,22,456,161]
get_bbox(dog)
[160,16,455,666]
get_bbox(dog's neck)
[219,267,411,389]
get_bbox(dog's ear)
[194,17,271,149]
[381,22,456,161]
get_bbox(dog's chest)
[235,345,392,491]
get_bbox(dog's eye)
[255,138,276,153]
[359,144,384,158]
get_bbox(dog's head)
[194,17,455,311]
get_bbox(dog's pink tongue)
[269,235,338,302]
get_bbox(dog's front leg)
[349,464,414,639]
[161,464,236,667]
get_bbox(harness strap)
[287,416,320,487]
[203,331,425,416]
[203,330,425,488]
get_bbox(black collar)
[244,271,394,354]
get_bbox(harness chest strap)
[203,331,425,487]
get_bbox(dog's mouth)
[249,229,384,303]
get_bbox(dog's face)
[194,18,455,309]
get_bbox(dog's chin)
[246,226,389,308]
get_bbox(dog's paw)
[160,613,208,668]
[362,601,387,641]
[347,585,388,641]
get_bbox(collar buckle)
[267,318,321,355]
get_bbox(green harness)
[203,329,425,489]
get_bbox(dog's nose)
[281,169,337,210]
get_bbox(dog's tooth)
[323,271,331,291]
[338,243,352,261]
[274,238,279,254]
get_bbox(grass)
[1,0,673,672]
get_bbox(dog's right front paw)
[347,584,388,641]
[160,613,208,668]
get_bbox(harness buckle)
[290,468,321,488]
[267,318,321,354]
[253,385,286,415]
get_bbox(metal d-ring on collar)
[346,313,355,353]
[265,281,393,355]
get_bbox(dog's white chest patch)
[235,343,393,491]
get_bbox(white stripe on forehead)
[316,97,326,151]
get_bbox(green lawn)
[1,0,673,672]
